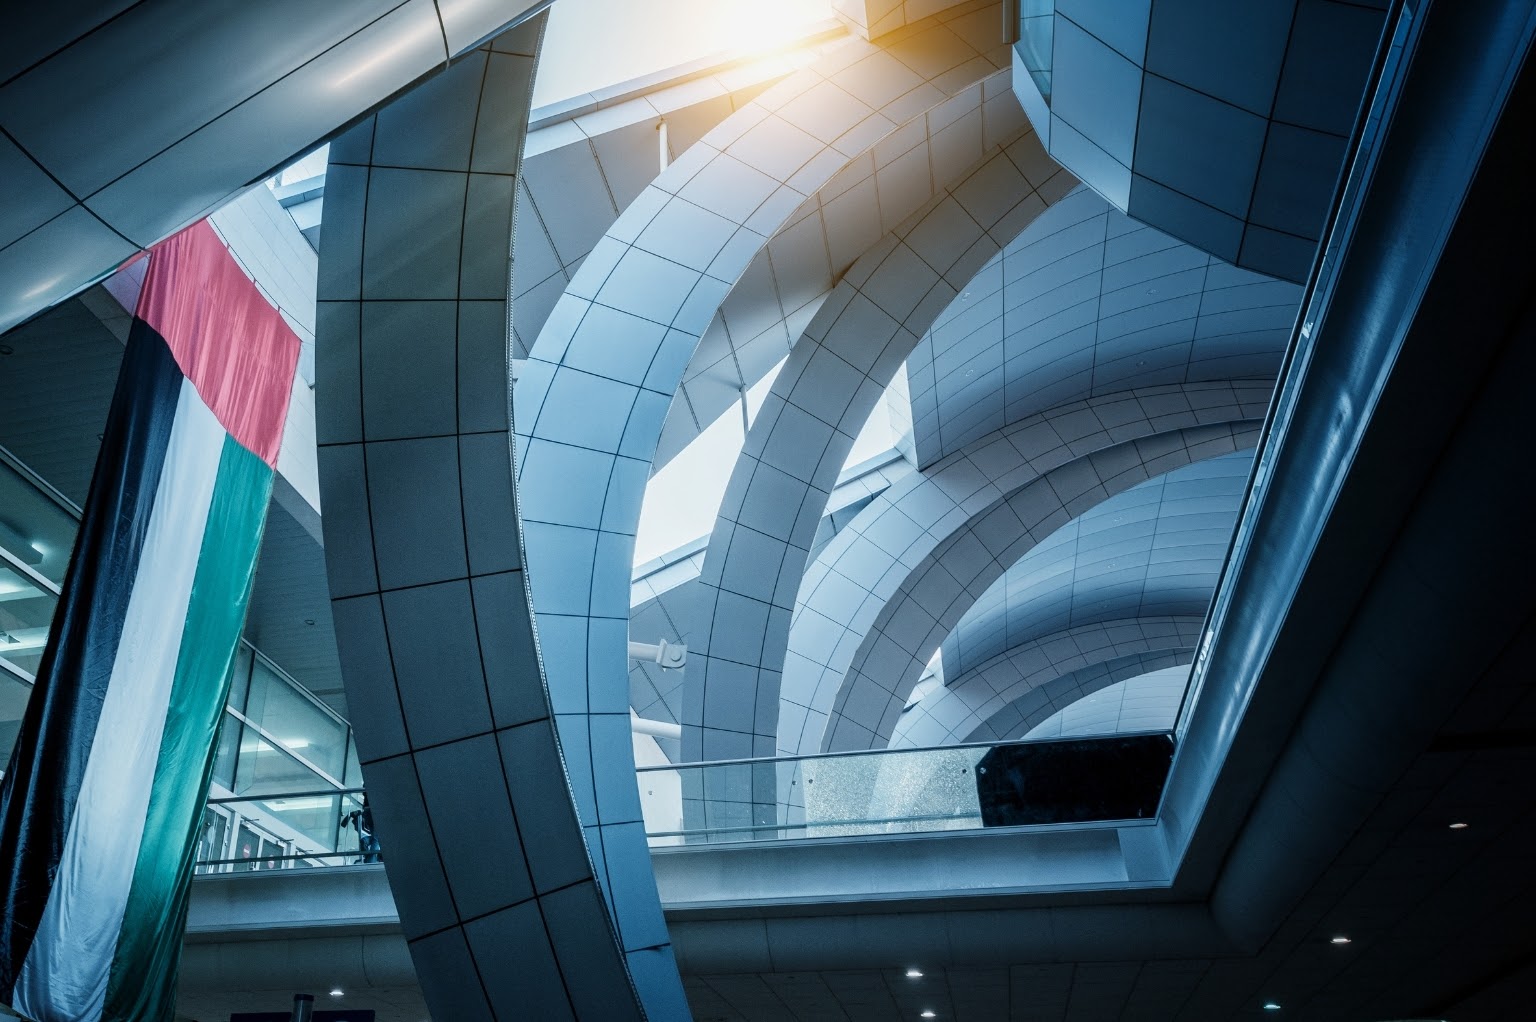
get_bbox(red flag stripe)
[134,221,300,468]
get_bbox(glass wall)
[0,458,72,681]
[0,447,360,826]
[215,647,356,801]
[0,669,26,770]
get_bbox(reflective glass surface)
[647,732,1175,844]
[0,665,28,769]
[1019,0,1055,100]
[0,458,76,587]
[0,563,54,676]
[0,449,357,797]
[243,656,347,779]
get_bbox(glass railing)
[192,731,1176,872]
[194,788,372,874]
[0,453,72,686]
[642,731,1174,844]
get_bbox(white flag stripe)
[15,382,224,1022]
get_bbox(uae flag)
[0,221,299,1021]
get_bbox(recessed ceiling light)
[1262,1003,1281,1011]
[1448,821,1469,829]
[920,1012,937,1019]
[1329,936,1351,945]
[905,968,924,979]
[329,988,344,998]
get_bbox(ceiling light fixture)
[905,968,923,979]
[920,1012,937,1019]
[1329,936,1351,945]
[1448,821,1469,829]
[1262,1002,1281,1011]
[329,988,344,998]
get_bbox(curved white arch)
[781,381,1268,754]
[935,448,1251,680]
[514,9,1014,800]
[685,136,1072,759]
[958,644,1197,744]
[891,617,1203,748]
[905,187,1302,467]
[1022,665,1191,739]
[686,184,1297,760]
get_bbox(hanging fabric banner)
[0,221,300,1022]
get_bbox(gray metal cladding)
[313,13,680,1019]
[0,0,547,333]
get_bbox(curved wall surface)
[513,0,1012,898]
[783,381,1267,754]
[934,448,1250,680]
[0,0,546,333]
[313,15,683,1020]
[904,185,1300,469]
[1011,0,1387,282]
[964,644,1195,744]
[890,620,1199,747]
[684,135,1073,761]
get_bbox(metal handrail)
[208,786,365,806]
[1170,0,1413,736]
[634,728,1172,773]
[198,851,370,868]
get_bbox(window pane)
[228,644,253,714]
[0,460,77,587]
[212,714,241,790]
[0,565,57,677]
[243,657,346,779]
[233,728,330,796]
[0,667,30,770]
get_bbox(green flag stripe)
[104,436,272,1021]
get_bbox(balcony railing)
[193,731,1174,871]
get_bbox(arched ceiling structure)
[521,38,1036,469]
[637,9,1025,467]
[963,645,1195,744]
[683,181,1298,763]
[1009,0,1386,282]
[816,442,1252,752]
[514,3,1017,801]
[936,448,1250,680]
[890,618,1200,747]
[1021,664,1190,740]
[780,381,1267,755]
[511,35,852,361]
[685,134,1073,759]
[905,186,1301,467]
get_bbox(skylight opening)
[535,0,834,108]
[633,359,911,568]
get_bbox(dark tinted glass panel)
[975,732,1174,826]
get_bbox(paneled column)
[314,15,682,1020]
